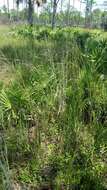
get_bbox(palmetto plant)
[0,89,16,128]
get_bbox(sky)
[0,0,82,9]
[0,0,107,11]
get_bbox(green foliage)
[0,26,107,189]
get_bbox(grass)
[0,25,107,190]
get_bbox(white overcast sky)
[0,0,106,11]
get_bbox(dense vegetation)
[0,26,107,190]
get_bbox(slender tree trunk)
[17,3,19,21]
[85,0,89,27]
[72,0,75,26]
[28,0,34,26]
[67,0,70,26]
[7,0,10,19]
[79,0,82,26]
[60,0,63,26]
[90,1,93,28]
[25,0,27,9]
[52,0,57,29]
[85,0,93,28]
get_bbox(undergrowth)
[0,26,107,190]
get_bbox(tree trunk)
[17,3,19,21]
[85,0,93,28]
[85,0,89,27]
[28,0,34,26]
[67,0,70,26]
[7,0,10,19]
[52,0,57,29]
